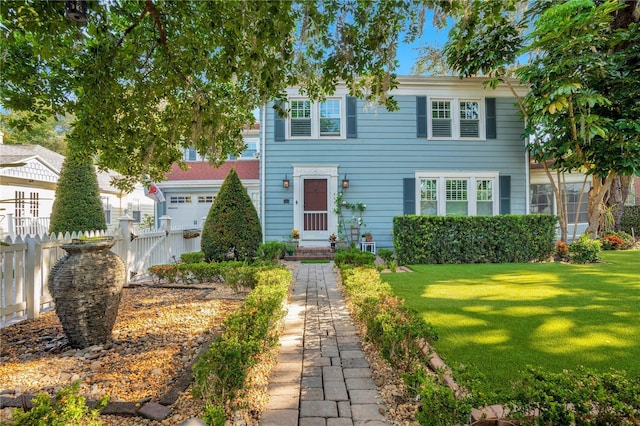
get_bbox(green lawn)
[383,251,640,395]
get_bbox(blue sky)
[395,12,451,76]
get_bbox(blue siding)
[263,92,526,250]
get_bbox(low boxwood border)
[191,267,291,423]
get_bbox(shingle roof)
[164,160,259,181]
[0,144,123,194]
[0,143,64,171]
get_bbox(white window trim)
[286,97,346,140]
[428,97,485,141]
[415,171,499,216]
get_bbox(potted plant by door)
[329,233,337,250]
[362,231,373,242]
[48,237,126,349]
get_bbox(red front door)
[303,179,328,232]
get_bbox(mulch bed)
[0,283,248,424]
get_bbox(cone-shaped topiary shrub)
[49,153,106,235]
[201,168,262,262]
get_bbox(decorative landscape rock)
[48,238,126,349]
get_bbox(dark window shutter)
[416,96,427,138]
[346,96,357,138]
[486,98,497,139]
[274,101,285,142]
[500,175,511,214]
[403,178,416,215]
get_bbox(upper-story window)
[429,98,483,140]
[288,98,345,139]
[459,101,480,138]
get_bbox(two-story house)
[259,76,528,250]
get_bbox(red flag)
[144,182,165,203]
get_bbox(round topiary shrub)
[49,154,106,235]
[201,168,262,262]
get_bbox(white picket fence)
[1,216,201,327]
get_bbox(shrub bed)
[148,261,275,289]
[338,264,477,424]
[393,214,557,264]
[192,267,291,423]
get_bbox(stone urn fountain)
[48,238,126,349]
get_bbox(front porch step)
[284,246,336,261]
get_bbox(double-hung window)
[288,98,345,139]
[431,100,452,137]
[290,100,312,137]
[417,172,499,216]
[459,101,480,138]
[429,98,483,139]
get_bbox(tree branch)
[145,0,190,84]
[115,6,150,49]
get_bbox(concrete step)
[284,246,336,261]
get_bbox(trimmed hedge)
[621,205,640,236]
[148,261,271,289]
[393,214,558,264]
[192,268,290,412]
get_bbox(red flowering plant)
[555,240,570,261]
[601,234,625,250]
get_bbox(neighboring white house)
[0,135,154,238]
[154,124,261,230]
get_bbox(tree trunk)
[585,172,617,237]
[604,174,632,231]
[543,164,568,242]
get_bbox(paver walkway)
[260,262,390,426]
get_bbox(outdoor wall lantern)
[282,174,290,188]
[341,174,350,189]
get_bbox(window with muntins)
[420,179,438,215]
[417,172,498,216]
[431,100,452,137]
[290,100,312,137]
[170,196,192,204]
[459,101,480,138]
[29,192,39,217]
[429,98,484,139]
[288,98,345,139]
[320,100,341,136]
[102,197,111,224]
[530,183,589,223]
[446,179,468,216]
[476,180,494,216]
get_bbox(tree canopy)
[1,0,432,189]
[439,0,640,237]
[1,110,71,154]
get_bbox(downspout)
[260,106,267,242]
[525,124,531,215]
[525,140,530,214]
